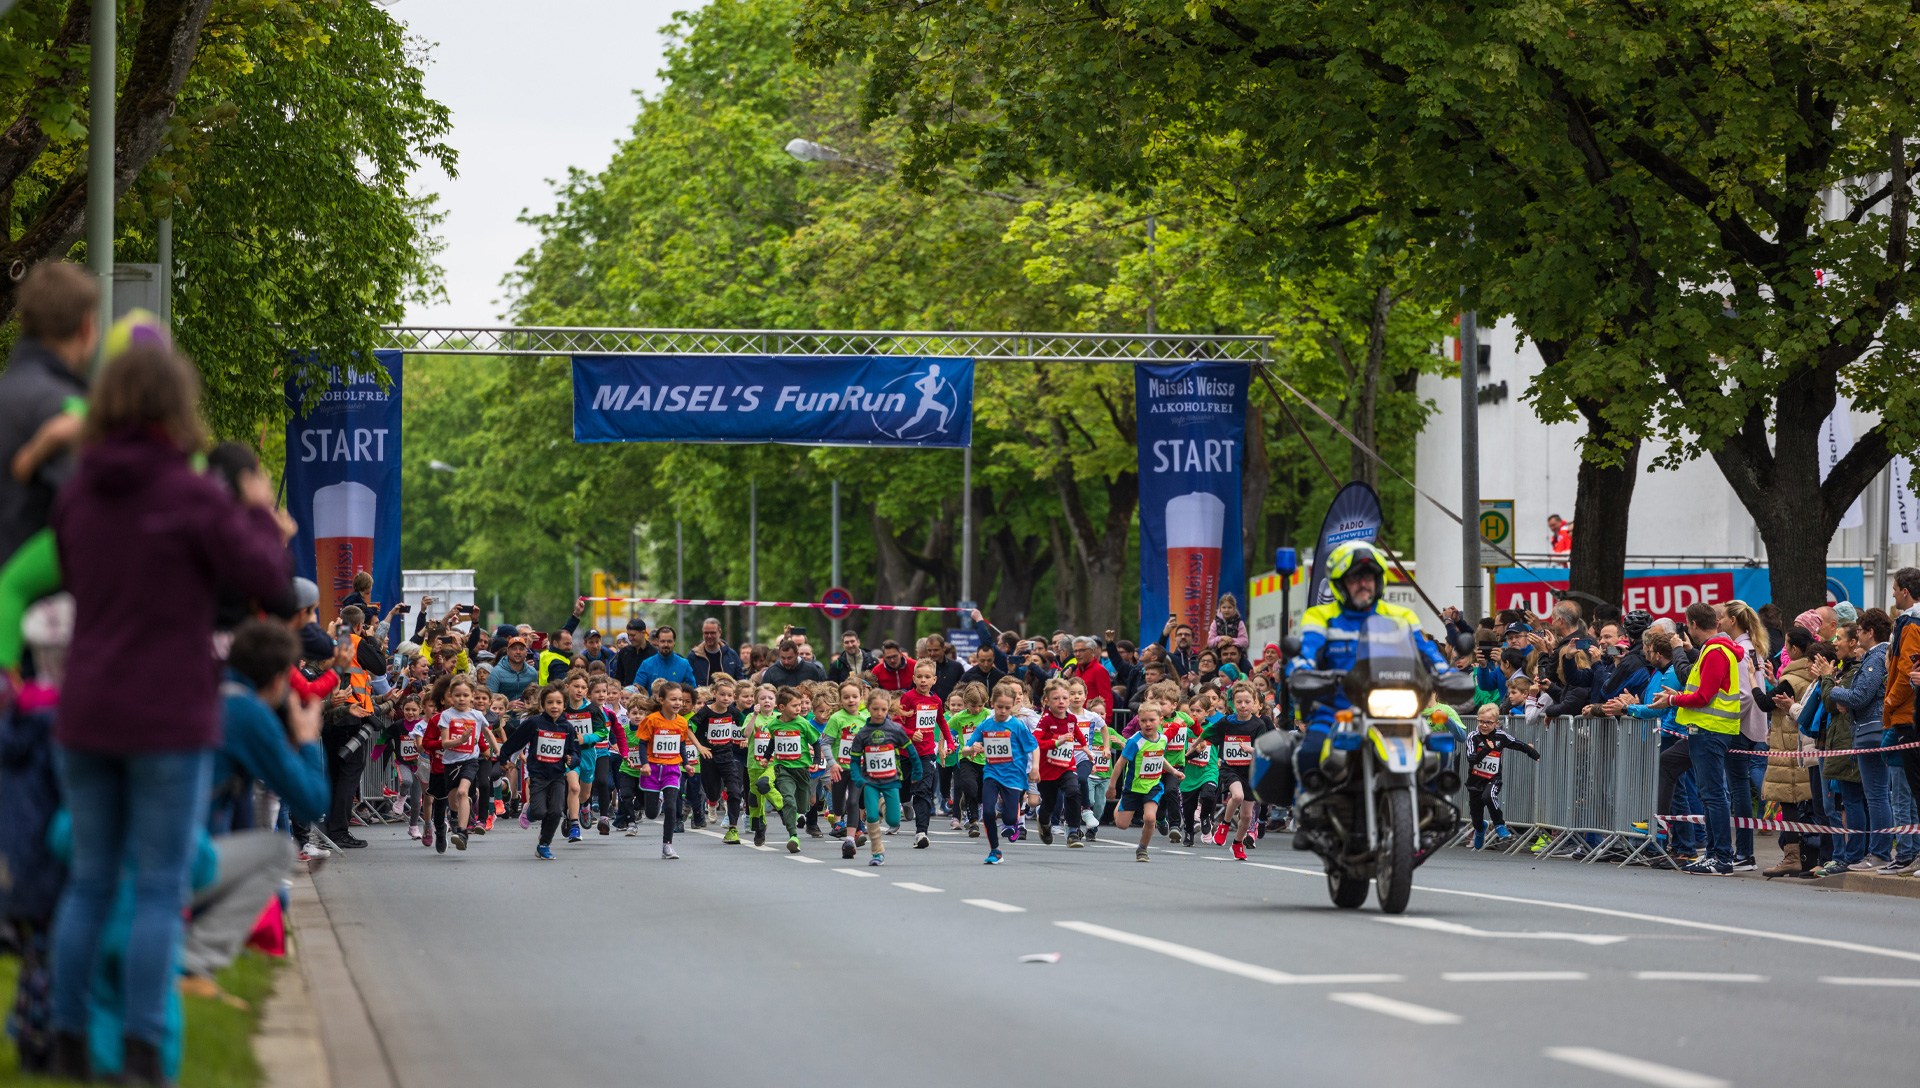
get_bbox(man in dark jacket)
[687,617,744,685]
[828,629,878,684]
[0,262,96,567]
[614,617,655,686]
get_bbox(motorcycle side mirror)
[1289,671,1336,706]
[1281,635,1303,659]
[1449,631,1477,658]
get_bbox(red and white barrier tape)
[581,596,966,613]
[1657,726,1920,758]
[1656,814,1920,836]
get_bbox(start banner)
[1494,566,1866,622]
[1135,362,1247,647]
[571,355,973,448]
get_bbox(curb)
[253,935,327,1088]
[283,869,396,1088]
[1747,870,1920,899]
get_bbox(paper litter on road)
[1019,953,1062,964]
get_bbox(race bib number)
[1046,735,1077,767]
[708,719,742,743]
[1166,731,1187,757]
[1473,752,1502,779]
[1090,746,1111,773]
[864,744,899,779]
[1188,742,1211,767]
[567,711,593,738]
[773,731,805,761]
[1223,736,1253,766]
[652,731,682,759]
[398,737,418,761]
[624,747,646,769]
[983,731,1014,764]
[445,720,475,753]
[837,735,855,766]
[1138,752,1165,780]
[535,730,566,764]
[753,733,772,761]
[914,709,937,741]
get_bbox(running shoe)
[485,815,496,831]
[1082,810,1099,830]
[300,843,330,862]
[1242,834,1256,850]
[1213,822,1229,846]
[1472,829,1485,850]
[855,830,868,847]
[1135,847,1150,862]
[435,833,447,855]
[566,823,583,843]
[624,826,640,838]
[1493,824,1513,841]
[1877,856,1914,875]
[787,836,801,854]
[453,830,468,851]
[1085,828,1098,842]
[950,817,962,830]
[1156,819,1167,837]
[468,824,486,835]
[598,818,611,836]
[1682,858,1735,875]
[1167,828,1182,845]
[519,810,532,830]
[915,832,930,850]
[662,844,679,860]
[807,826,825,839]
[1232,840,1247,861]
[408,825,422,841]
[1809,860,1849,877]
[753,827,767,847]
[1848,859,1881,871]
[1067,829,1084,848]
[966,821,980,838]
[723,827,741,844]
[1730,855,1756,872]
[842,839,857,859]
[1003,825,1020,843]
[869,853,886,867]
[1040,825,1054,846]
[984,850,1003,865]
[536,845,554,860]
[420,827,433,848]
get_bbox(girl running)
[946,683,991,837]
[961,687,1039,865]
[629,683,708,858]
[1114,703,1182,862]
[847,688,922,866]
[496,685,581,859]
[691,678,747,841]
[1205,682,1276,859]
[423,676,488,853]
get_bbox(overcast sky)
[394,1,692,327]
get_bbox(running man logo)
[870,364,959,442]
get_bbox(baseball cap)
[507,636,528,648]
[626,617,647,631]
[1503,622,1534,636]
[586,629,601,639]
[474,650,496,663]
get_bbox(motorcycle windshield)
[1349,614,1431,697]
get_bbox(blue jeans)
[1889,756,1919,860]
[51,748,213,1045]
[1728,734,1764,857]
[1854,734,1895,862]
[1688,728,1736,864]
[1836,779,1871,864]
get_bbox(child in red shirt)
[1032,682,1088,847]
[895,661,953,849]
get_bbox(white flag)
[1820,405,1867,530]
[1893,455,1920,544]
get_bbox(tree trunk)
[1348,284,1392,488]
[1242,397,1270,575]
[1046,419,1137,635]
[984,520,1051,628]
[870,506,931,647]
[1566,400,1640,616]
[1048,517,1078,634]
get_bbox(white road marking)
[1326,992,1461,1025]
[1053,921,1403,985]
[789,855,823,864]
[1820,976,1920,987]
[1442,971,1588,982]
[1378,915,1628,946]
[893,882,944,893]
[1543,1046,1729,1088]
[833,868,877,878]
[1245,862,1324,876]
[1633,971,1765,983]
[963,898,1027,913]
[1161,848,1194,855]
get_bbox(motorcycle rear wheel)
[1327,867,1369,909]
[1375,787,1415,914]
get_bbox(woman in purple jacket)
[46,344,292,1082]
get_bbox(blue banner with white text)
[1136,362,1246,647]
[285,351,403,640]
[572,355,974,447]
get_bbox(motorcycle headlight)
[1365,689,1420,719]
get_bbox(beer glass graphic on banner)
[1166,492,1226,634]
[315,481,376,623]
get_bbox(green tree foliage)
[416,0,1448,639]
[2,0,453,437]
[794,0,1920,613]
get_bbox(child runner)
[1180,690,1223,847]
[824,681,868,842]
[946,683,991,837]
[896,661,950,850]
[591,675,631,830]
[769,687,821,853]
[423,676,487,853]
[1066,678,1101,834]
[629,683,708,858]
[691,678,747,841]
[560,672,610,842]
[846,688,922,865]
[495,685,581,859]
[942,688,967,827]
[961,687,1039,864]
[745,684,783,847]
[1466,702,1541,848]
[395,695,427,843]
[1083,706,1121,842]
[1033,681,1088,847]
[807,680,839,837]
[1150,682,1191,841]
[1113,703,1183,862]
[1205,682,1276,859]
[615,692,655,832]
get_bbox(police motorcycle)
[1250,572,1474,914]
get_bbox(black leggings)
[1181,783,1217,834]
[644,786,681,843]
[1468,785,1503,834]
[528,776,567,846]
[1036,774,1082,831]
[953,761,982,823]
[592,758,615,817]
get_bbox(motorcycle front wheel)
[1375,787,1415,914]
[1327,867,1369,909]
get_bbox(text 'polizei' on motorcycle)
[1252,615,1473,913]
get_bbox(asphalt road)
[311,816,1920,1088]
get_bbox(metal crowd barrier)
[1447,716,1672,867]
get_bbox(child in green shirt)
[946,682,992,837]
[769,686,822,853]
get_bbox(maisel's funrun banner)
[285,350,403,641]
[572,355,974,448]
[1306,482,1385,609]
[1136,362,1246,647]
[1495,566,1868,623]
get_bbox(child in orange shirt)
[627,683,711,859]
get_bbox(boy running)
[946,683,991,837]
[1467,703,1540,848]
[1033,682,1088,847]
[691,678,747,842]
[1113,703,1183,862]
[769,687,821,853]
[423,676,487,853]
[896,661,950,850]
[824,681,868,841]
[560,672,609,842]
[745,684,783,847]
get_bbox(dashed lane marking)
[832,868,877,878]
[893,882,944,893]
[1542,1047,1728,1088]
[1053,921,1402,985]
[1819,976,1920,987]
[963,898,1027,913]
[1633,971,1764,983]
[789,855,823,864]
[1442,971,1588,982]
[1378,915,1629,946]
[1326,992,1461,1025]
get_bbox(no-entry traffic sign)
[817,586,855,619]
